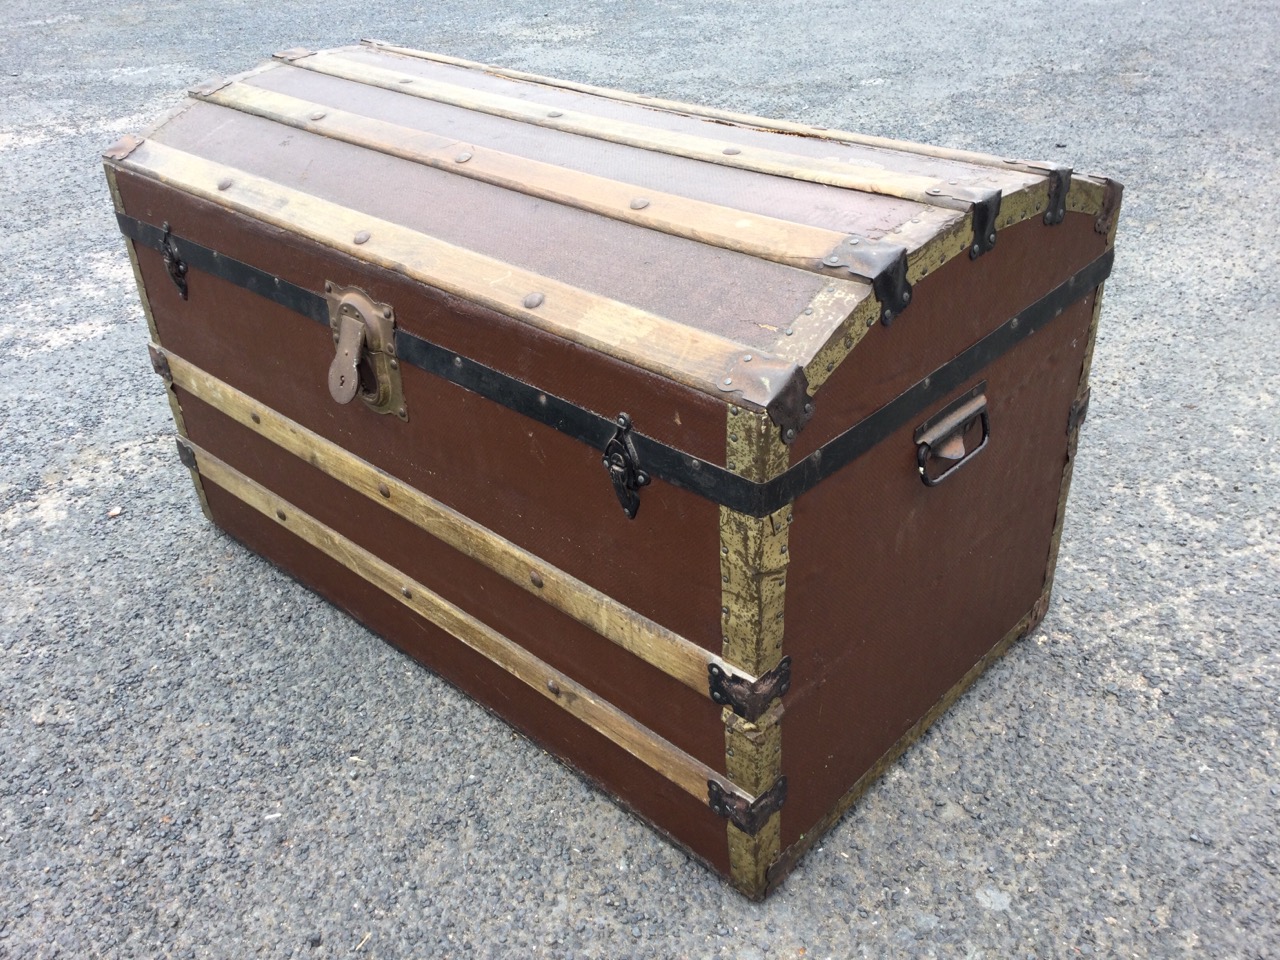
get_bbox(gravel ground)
[2,1,1277,957]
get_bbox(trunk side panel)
[779,285,1098,850]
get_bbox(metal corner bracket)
[708,776,788,835]
[708,656,792,721]
[822,239,913,326]
[175,436,197,471]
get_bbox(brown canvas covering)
[104,42,1121,898]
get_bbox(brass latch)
[325,283,406,420]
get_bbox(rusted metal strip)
[360,40,1106,222]
[157,346,757,701]
[108,140,794,411]
[287,50,1002,216]
[186,439,758,809]
[195,82,890,278]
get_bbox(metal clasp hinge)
[708,776,788,836]
[708,656,792,721]
[324,283,407,420]
[602,413,650,519]
[160,222,188,300]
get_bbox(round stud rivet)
[523,292,545,309]
[275,509,286,521]
[455,152,472,163]
[723,146,741,155]
[310,111,326,121]
[742,354,752,362]
[804,307,813,315]
[398,78,413,84]
[530,571,544,589]
[453,356,463,367]
[378,483,391,498]
[217,177,233,191]
[785,327,795,336]
[824,255,841,266]
[547,110,563,118]
[401,586,413,598]
[546,679,560,695]
[354,230,371,244]
[927,188,941,195]
[629,198,649,210]
[722,377,733,386]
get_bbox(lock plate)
[324,283,406,420]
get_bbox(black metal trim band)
[118,214,1111,518]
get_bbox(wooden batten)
[361,39,1110,221]
[196,82,866,276]
[188,440,756,809]
[109,141,784,407]
[157,347,750,698]
[287,50,1030,215]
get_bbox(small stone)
[107,506,123,518]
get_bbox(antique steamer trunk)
[103,42,1122,898]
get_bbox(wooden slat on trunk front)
[159,346,749,696]
[190,440,754,807]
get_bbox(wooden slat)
[289,50,983,211]
[364,40,1103,208]
[199,82,863,273]
[191,440,749,806]
[160,346,746,696]
[112,140,772,402]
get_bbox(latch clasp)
[602,413,650,519]
[324,283,406,420]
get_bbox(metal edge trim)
[157,346,752,699]
[116,214,1113,517]
[186,439,758,809]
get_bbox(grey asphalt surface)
[2,1,1277,957]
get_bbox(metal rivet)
[785,327,794,336]
[949,179,958,184]
[988,232,998,244]
[378,483,391,498]
[826,286,835,293]
[547,110,563,118]
[721,606,730,616]
[1010,317,1020,329]
[217,177,233,191]
[324,282,333,292]
[722,377,733,386]
[275,509,286,521]
[398,78,413,84]
[629,198,649,210]
[971,244,981,256]
[389,359,399,369]
[723,146,741,155]
[912,218,921,223]
[867,315,877,328]
[523,292,545,309]
[250,412,261,424]
[903,290,911,304]
[537,393,547,405]
[804,307,813,315]
[401,586,412,598]
[546,679,560,695]
[530,571,544,589]
[382,307,392,319]
[354,230,371,244]
[884,310,894,323]
[397,407,407,418]
[454,151,472,163]
[927,188,941,195]
[784,428,796,441]
[780,545,788,554]
[923,377,931,388]
[453,356,463,367]
[848,237,860,245]
[742,354,752,362]
[721,546,729,555]
[729,433,739,442]
[824,255,841,266]
[310,111,326,121]
[804,402,814,414]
